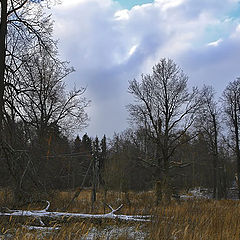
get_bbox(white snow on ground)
[180,187,212,200]
[0,226,148,240]
[82,226,147,240]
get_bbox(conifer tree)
[73,135,81,153]
[81,133,92,154]
[99,135,107,186]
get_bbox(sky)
[50,0,240,138]
[114,0,154,9]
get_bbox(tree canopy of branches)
[12,47,89,140]
[0,0,53,142]
[0,0,90,204]
[128,58,200,203]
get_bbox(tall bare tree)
[0,0,8,141]
[222,78,240,199]
[195,85,224,199]
[0,0,47,142]
[128,58,200,203]
[0,1,90,203]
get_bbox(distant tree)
[93,136,101,161]
[73,135,81,153]
[81,133,92,153]
[128,58,200,204]
[91,136,100,207]
[99,135,107,186]
[222,78,240,199]
[104,130,152,195]
[195,86,225,199]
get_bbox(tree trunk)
[155,142,163,205]
[155,179,162,206]
[91,158,97,212]
[212,114,220,200]
[236,145,240,200]
[0,1,8,142]
[222,163,227,199]
[212,156,217,199]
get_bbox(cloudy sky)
[51,0,240,138]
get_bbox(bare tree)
[0,0,55,203]
[222,78,240,199]
[128,58,200,204]
[0,1,90,203]
[0,0,9,141]
[4,13,55,147]
[195,85,224,199]
[0,0,48,142]
[10,46,89,141]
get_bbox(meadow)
[0,189,240,239]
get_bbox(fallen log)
[0,201,151,223]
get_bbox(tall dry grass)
[150,200,240,240]
[0,189,240,239]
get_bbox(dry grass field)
[0,189,240,239]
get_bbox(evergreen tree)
[93,136,100,160]
[81,133,92,153]
[99,135,107,186]
[73,135,81,153]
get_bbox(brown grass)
[0,189,240,239]
[150,199,240,240]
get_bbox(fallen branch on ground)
[0,201,151,222]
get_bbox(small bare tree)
[128,58,200,204]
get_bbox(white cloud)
[207,38,223,47]
[155,0,184,11]
[128,44,138,56]
[51,0,240,136]
[237,24,240,32]
[114,9,129,20]
[234,24,240,36]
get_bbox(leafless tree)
[4,13,55,146]
[0,0,54,142]
[222,78,240,199]
[9,46,89,141]
[0,1,90,203]
[195,85,225,199]
[128,58,200,203]
[3,43,90,197]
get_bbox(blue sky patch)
[229,3,240,19]
[115,0,154,9]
